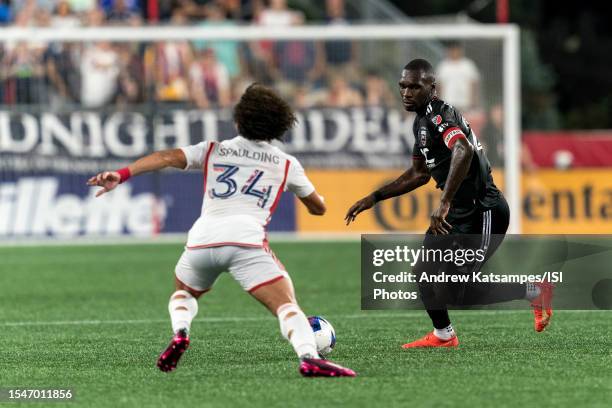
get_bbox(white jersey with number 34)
[180,136,314,248]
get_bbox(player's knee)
[170,290,192,301]
[175,278,208,299]
[251,280,295,314]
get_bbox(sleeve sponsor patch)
[442,127,466,149]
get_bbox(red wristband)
[117,167,131,184]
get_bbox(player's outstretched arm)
[430,137,474,234]
[87,149,187,197]
[344,158,430,225]
[299,191,326,216]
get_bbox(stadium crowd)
[0,0,400,110]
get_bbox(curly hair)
[233,84,297,142]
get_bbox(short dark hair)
[403,58,436,84]
[233,83,297,142]
[404,58,434,74]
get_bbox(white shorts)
[175,245,289,293]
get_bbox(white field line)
[0,232,366,247]
[0,310,606,328]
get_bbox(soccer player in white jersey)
[87,84,356,377]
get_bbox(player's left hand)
[430,201,452,235]
[87,171,121,197]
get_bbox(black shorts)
[417,196,511,305]
[424,196,510,259]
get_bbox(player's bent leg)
[158,286,200,373]
[158,281,204,373]
[248,278,317,356]
[407,251,459,349]
[246,266,355,377]
[403,282,458,349]
[158,249,223,373]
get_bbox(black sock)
[426,308,451,329]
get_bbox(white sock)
[168,290,198,334]
[277,303,318,359]
[433,324,456,340]
[525,283,541,301]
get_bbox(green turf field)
[0,242,610,408]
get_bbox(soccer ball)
[308,316,336,356]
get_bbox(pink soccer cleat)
[299,357,357,377]
[157,329,190,372]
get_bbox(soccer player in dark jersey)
[345,59,553,347]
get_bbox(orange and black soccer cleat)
[531,281,555,332]
[401,332,459,349]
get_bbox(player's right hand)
[345,194,376,225]
[87,171,121,197]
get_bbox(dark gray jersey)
[412,98,502,215]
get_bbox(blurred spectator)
[101,0,140,15]
[249,0,302,80]
[11,0,55,15]
[80,41,120,107]
[217,0,246,20]
[237,0,263,21]
[309,75,362,107]
[480,103,537,171]
[2,41,49,104]
[272,21,322,83]
[116,43,142,104]
[436,42,481,112]
[144,11,193,103]
[143,0,177,22]
[85,6,105,26]
[67,0,97,14]
[323,0,359,81]
[45,41,79,104]
[268,13,324,98]
[258,0,301,26]
[1,7,50,104]
[363,70,394,107]
[51,0,81,28]
[480,104,504,166]
[105,0,142,24]
[228,74,254,104]
[145,41,193,102]
[193,4,242,78]
[174,0,210,19]
[292,84,312,108]
[189,48,231,108]
[0,0,13,23]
